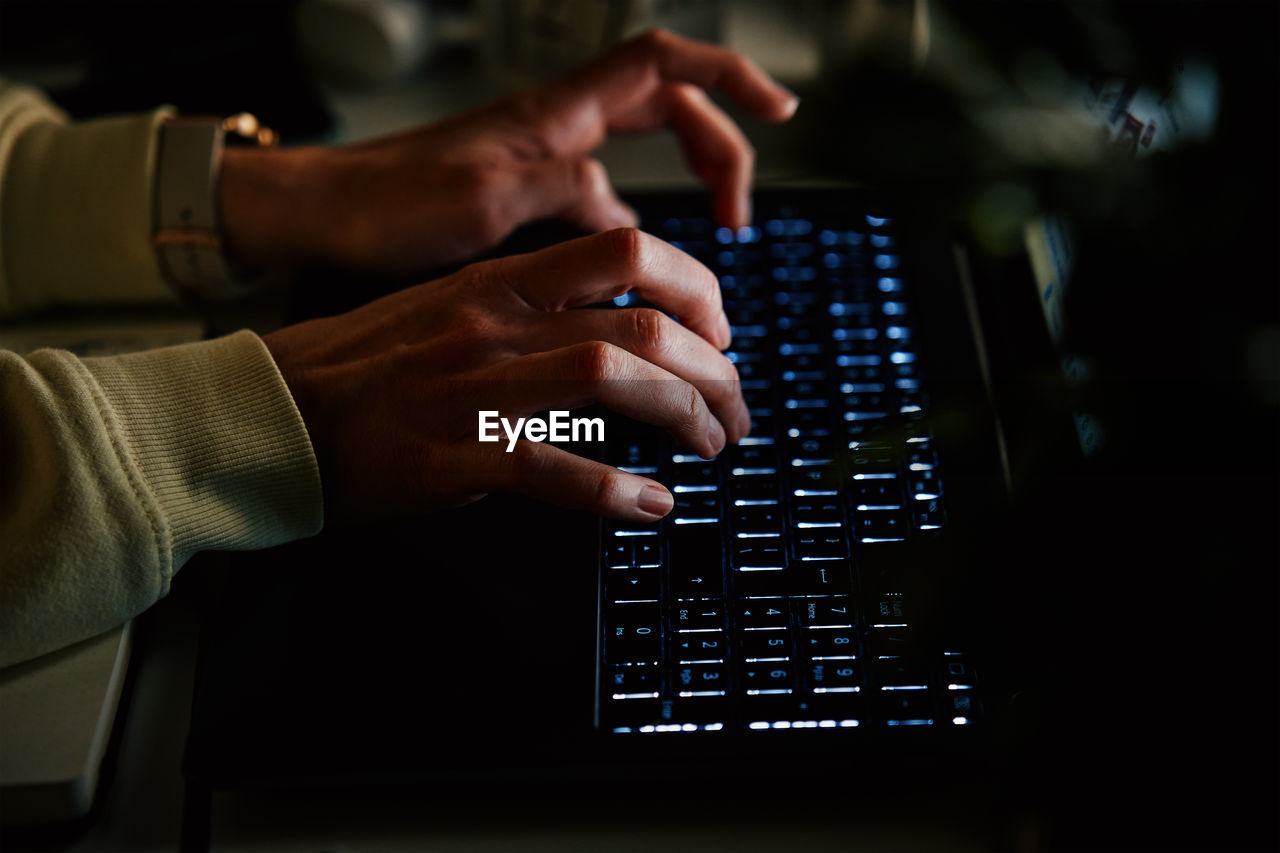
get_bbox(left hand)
[219,29,798,275]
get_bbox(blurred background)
[1,0,1274,272]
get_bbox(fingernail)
[637,483,673,519]
[716,313,733,349]
[781,95,800,119]
[705,418,726,458]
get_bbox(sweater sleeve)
[0,330,323,668]
[0,80,178,318]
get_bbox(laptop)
[182,184,1027,788]
[181,20,1276,853]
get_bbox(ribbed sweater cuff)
[3,107,177,315]
[80,330,323,568]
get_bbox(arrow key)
[606,567,660,602]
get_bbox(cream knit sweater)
[0,82,323,668]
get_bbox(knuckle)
[695,262,721,306]
[469,257,518,298]
[682,382,705,434]
[602,225,648,275]
[572,340,620,384]
[502,436,553,489]
[449,302,493,340]
[628,308,670,354]
[505,437,538,478]
[459,167,512,246]
[591,469,625,511]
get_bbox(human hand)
[221,29,797,275]
[262,227,748,523]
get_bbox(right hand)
[220,29,796,277]
[262,228,749,523]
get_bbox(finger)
[665,83,755,228]
[522,307,751,443]
[480,341,727,459]
[499,439,673,522]
[516,157,638,233]
[529,29,798,159]
[488,228,731,350]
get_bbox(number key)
[675,663,729,696]
[741,663,794,694]
[805,660,862,693]
[798,596,856,627]
[605,603,661,663]
[802,628,859,659]
[672,630,729,663]
[673,604,726,631]
[740,629,793,661]
[735,599,790,629]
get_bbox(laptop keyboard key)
[853,510,908,542]
[796,560,852,595]
[605,665,661,698]
[634,540,662,567]
[734,599,791,629]
[805,660,863,693]
[732,506,785,536]
[794,532,848,560]
[669,527,725,599]
[798,596,857,627]
[791,498,843,528]
[675,663,729,696]
[673,603,727,632]
[607,567,660,603]
[875,691,935,726]
[740,629,793,661]
[870,657,932,690]
[606,603,661,663]
[732,540,786,570]
[741,663,795,694]
[802,628,860,659]
[605,541,633,568]
[673,630,729,663]
[733,567,792,598]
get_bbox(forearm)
[0,331,323,667]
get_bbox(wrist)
[219,145,338,270]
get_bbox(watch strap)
[153,115,274,299]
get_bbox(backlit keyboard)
[597,199,981,735]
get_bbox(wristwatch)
[153,113,278,300]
